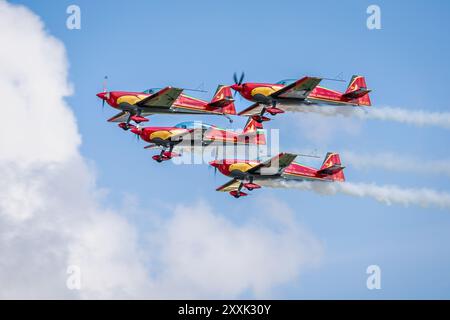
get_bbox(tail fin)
[208,85,236,115]
[317,152,345,181]
[343,75,371,106]
[240,117,266,144]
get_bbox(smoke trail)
[259,180,450,210]
[357,107,450,129]
[342,151,450,178]
[282,104,450,129]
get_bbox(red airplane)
[96,85,236,130]
[129,118,266,162]
[210,152,345,198]
[230,73,371,121]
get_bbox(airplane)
[209,152,345,198]
[129,117,266,162]
[230,73,371,122]
[96,85,236,130]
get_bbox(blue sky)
[12,0,450,298]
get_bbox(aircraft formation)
[96,73,371,198]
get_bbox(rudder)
[318,152,345,181]
[343,75,371,106]
[239,117,266,145]
[209,85,236,115]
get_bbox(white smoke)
[283,104,450,129]
[259,180,450,210]
[343,151,450,178]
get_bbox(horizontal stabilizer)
[317,164,345,175]
[343,88,371,99]
[208,85,236,115]
[208,97,234,108]
[343,75,371,106]
[317,152,345,181]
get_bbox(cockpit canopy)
[174,121,214,130]
[275,79,296,86]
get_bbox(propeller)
[214,146,219,178]
[233,72,245,86]
[208,146,220,178]
[101,76,109,111]
[130,125,142,142]
[135,130,140,142]
[102,76,109,111]
[232,72,245,97]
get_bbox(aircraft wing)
[238,103,265,117]
[216,179,242,192]
[137,86,183,108]
[143,144,163,150]
[249,152,297,175]
[107,111,152,122]
[270,77,322,99]
[107,111,128,123]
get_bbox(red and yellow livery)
[210,152,344,198]
[231,74,371,121]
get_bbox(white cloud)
[148,200,322,298]
[0,1,321,299]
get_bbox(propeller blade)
[233,72,245,85]
[238,72,245,85]
[233,72,238,84]
[103,75,108,92]
[212,146,219,178]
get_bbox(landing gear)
[243,182,261,191]
[252,101,283,122]
[118,122,135,130]
[266,107,284,115]
[130,115,149,123]
[243,176,260,191]
[251,115,271,123]
[229,178,260,198]
[229,190,248,198]
[121,110,149,130]
[152,155,164,163]
[266,101,284,116]
[152,145,180,163]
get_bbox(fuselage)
[131,124,265,146]
[97,91,229,115]
[210,159,344,182]
[232,82,362,106]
